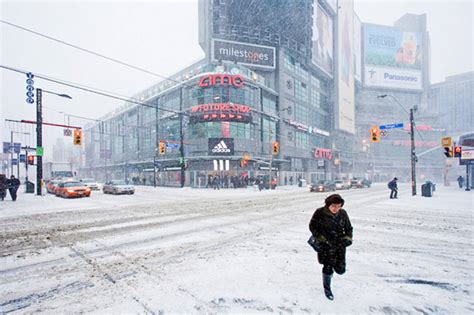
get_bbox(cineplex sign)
[189,104,252,124]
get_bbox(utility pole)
[410,108,417,196]
[10,131,14,177]
[36,88,43,196]
[179,89,185,188]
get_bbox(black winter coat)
[309,206,353,266]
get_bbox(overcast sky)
[1,0,472,159]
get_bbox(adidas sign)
[211,140,231,153]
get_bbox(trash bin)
[25,181,35,193]
[300,179,307,188]
[421,182,432,197]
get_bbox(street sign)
[63,129,72,136]
[379,123,403,130]
[13,143,21,154]
[36,146,44,156]
[26,72,35,104]
[19,154,26,163]
[3,142,10,154]
[12,158,18,166]
[441,137,452,147]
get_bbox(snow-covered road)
[0,184,472,314]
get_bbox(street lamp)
[36,88,72,196]
[377,94,418,196]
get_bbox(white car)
[80,178,102,191]
[334,180,350,190]
[103,180,135,195]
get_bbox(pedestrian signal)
[27,155,35,165]
[444,146,453,158]
[272,141,279,154]
[240,159,248,168]
[159,141,165,155]
[370,126,380,143]
[73,129,82,145]
[454,146,462,158]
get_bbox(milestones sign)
[212,39,276,69]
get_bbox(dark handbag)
[307,235,321,252]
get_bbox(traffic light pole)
[466,164,471,191]
[410,108,417,196]
[36,88,43,196]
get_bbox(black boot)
[323,273,334,300]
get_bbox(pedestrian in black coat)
[388,177,398,199]
[6,175,21,201]
[309,194,353,300]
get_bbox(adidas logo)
[212,140,231,153]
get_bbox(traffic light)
[159,141,165,155]
[73,129,82,145]
[370,126,380,142]
[454,146,462,158]
[240,159,248,168]
[27,155,35,165]
[272,141,279,154]
[444,146,453,158]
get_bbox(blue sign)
[12,159,18,166]
[3,142,10,153]
[27,72,34,79]
[20,154,26,163]
[380,123,404,130]
[13,143,21,154]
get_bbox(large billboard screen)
[337,0,355,134]
[311,4,333,76]
[364,24,423,90]
[354,14,362,82]
[212,39,276,69]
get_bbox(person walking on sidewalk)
[388,177,398,199]
[6,175,21,201]
[309,194,353,300]
[457,176,464,189]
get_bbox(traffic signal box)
[454,146,462,158]
[240,159,248,168]
[441,137,453,158]
[272,141,279,154]
[444,146,453,158]
[73,129,82,145]
[159,141,165,155]
[27,155,35,165]
[370,126,380,143]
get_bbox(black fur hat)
[325,194,345,207]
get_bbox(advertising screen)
[354,14,362,82]
[364,24,423,90]
[337,0,355,134]
[311,4,333,76]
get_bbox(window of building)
[295,79,308,102]
[295,104,309,124]
[284,54,296,72]
[262,93,277,114]
[262,118,276,143]
[295,131,308,149]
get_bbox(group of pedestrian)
[0,175,21,201]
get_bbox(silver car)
[81,178,102,191]
[103,180,135,195]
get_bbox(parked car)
[309,180,336,192]
[81,178,102,191]
[103,180,135,195]
[55,181,91,198]
[334,180,350,190]
[351,178,372,188]
[46,179,61,194]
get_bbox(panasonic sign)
[365,66,422,90]
[212,39,276,69]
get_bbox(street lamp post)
[378,94,417,196]
[36,88,72,196]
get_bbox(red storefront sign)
[313,148,332,160]
[189,103,252,124]
[190,103,251,113]
[198,74,244,88]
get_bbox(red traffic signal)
[454,146,462,158]
[27,155,35,165]
[240,159,248,168]
[272,141,279,154]
[73,129,82,145]
[370,126,380,142]
[159,141,165,155]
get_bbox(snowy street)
[0,184,472,314]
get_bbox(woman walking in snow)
[309,194,353,300]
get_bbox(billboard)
[311,4,333,76]
[354,14,362,82]
[364,24,423,90]
[337,0,355,134]
[212,39,276,69]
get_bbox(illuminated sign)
[189,103,252,124]
[212,39,276,69]
[198,74,244,88]
[313,148,333,160]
